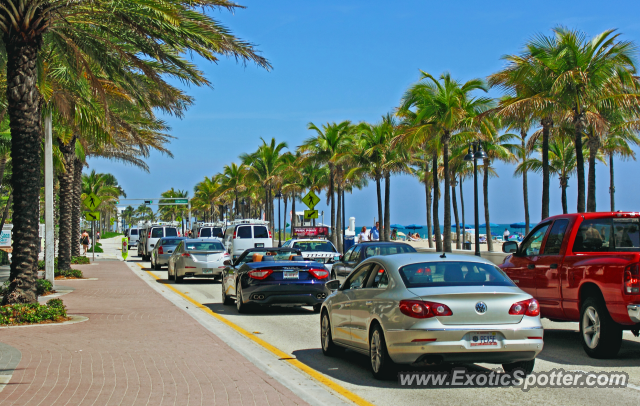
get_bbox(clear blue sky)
[88,0,640,226]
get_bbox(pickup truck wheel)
[580,296,622,359]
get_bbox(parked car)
[321,253,543,379]
[150,237,187,270]
[220,247,331,313]
[332,242,416,278]
[222,221,273,260]
[282,239,340,272]
[127,227,140,249]
[500,211,640,359]
[168,239,229,283]
[138,224,180,261]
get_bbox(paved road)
[130,251,640,405]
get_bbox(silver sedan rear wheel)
[369,324,394,379]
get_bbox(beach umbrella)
[390,224,404,229]
[405,224,423,230]
[491,231,499,236]
[510,222,527,229]
[451,223,473,229]
[480,223,499,228]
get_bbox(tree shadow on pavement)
[204,302,318,317]
[537,329,640,368]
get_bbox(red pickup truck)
[499,212,640,359]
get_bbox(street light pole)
[275,191,282,247]
[464,142,487,257]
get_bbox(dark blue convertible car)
[220,247,332,313]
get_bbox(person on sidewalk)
[358,226,370,243]
[81,230,90,254]
[371,221,380,241]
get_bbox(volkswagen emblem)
[475,302,487,314]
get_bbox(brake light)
[308,268,329,279]
[268,230,272,238]
[399,300,452,319]
[158,247,164,254]
[148,231,151,238]
[624,263,640,294]
[181,253,191,258]
[509,298,540,316]
[233,229,237,239]
[248,269,273,280]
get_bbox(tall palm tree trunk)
[424,168,433,249]
[3,37,43,305]
[330,167,336,246]
[541,118,552,220]
[432,153,442,252]
[574,115,586,213]
[451,175,461,250]
[71,158,82,257]
[442,135,452,252]
[375,176,383,237]
[291,195,296,228]
[561,177,568,214]
[460,180,466,248]
[57,138,76,271]
[283,195,288,241]
[521,130,530,235]
[483,159,493,252]
[609,154,615,211]
[384,173,391,242]
[586,136,598,212]
[336,184,342,252]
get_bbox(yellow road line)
[137,264,373,406]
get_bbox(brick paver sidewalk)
[0,260,309,406]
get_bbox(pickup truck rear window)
[573,218,640,252]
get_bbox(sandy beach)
[405,239,505,253]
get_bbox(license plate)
[202,269,213,274]
[255,243,264,248]
[470,332,498,346]
[283,271,299,279]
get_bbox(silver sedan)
[320,253,544,379]
[151,237,186,269]
[168,239,229,283]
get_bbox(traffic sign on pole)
[83,193,102,211]
[304,209,319,220]
[174,199,188,204]
[302,191,320,209]
[85,212,100,221]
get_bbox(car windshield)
[398,261,515,288]
[185,242,224,251]
[292,241,336,252]
[238,250,298,264]
[363,244,416,258]
[161,238,183,246]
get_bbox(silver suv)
[138,225,180,261]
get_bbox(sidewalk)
[0,259,308,405]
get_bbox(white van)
[138,223,180,261]
[223,220,273,259]
[127,227,140,249]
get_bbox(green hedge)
[55,269,83,279]
[36,279,53,295]
[38,256,91,271]
[0,298,67,325]
[101,232,122,239]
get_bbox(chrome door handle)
[366,301,373,306]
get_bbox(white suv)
[223,221,272,259]
[138,225,180,261]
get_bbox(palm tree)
[600,126,638,211]
[159,188,189,222]
[220,163,247,218]
[399,71,494,252]
[0,0,270,304]
[299,121,351,246]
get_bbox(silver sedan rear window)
[398,261,514,288]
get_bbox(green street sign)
[302,191,320,209]
[304,209,319,220]
[83,193,102,211]
[85,211,100,221]
[110,218,115,225]
[175,199,188,204]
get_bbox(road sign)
[304,209,319,220]
[85,211,100,221]
[144,200,153,204]
[110,218,115,225]
[302,191,320,209]
[174,199,188,204]
[83,193,102,211]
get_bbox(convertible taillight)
[181,253,191,258]
[624,263,640,294]
[308,268,329,279]
[248,269,273,280]
[399,300,452,319]
[509,298,540,316]
[158,247,164,254]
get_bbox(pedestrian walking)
[503,228,510,241]
[371,221,380,241]
[358,226,370,243]
[97,231,101,241]
[81,230,90,255]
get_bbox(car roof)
[243,247,298,252]
[184,238,223,243]
[543,211,640,222]
[160,236,186,240]
[357,241,412,245]
[371,252,497,269]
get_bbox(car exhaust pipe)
[316,293,326,299]
[252,294,265,300]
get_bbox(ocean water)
[352,224,536,239]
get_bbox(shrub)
[71,256,90,265]
[0,299,67,325]
[54,269,83,279]
[36,279,53,296]
[101,232,122,239]
[90,242,104,253]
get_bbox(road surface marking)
[137,264,374,406]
